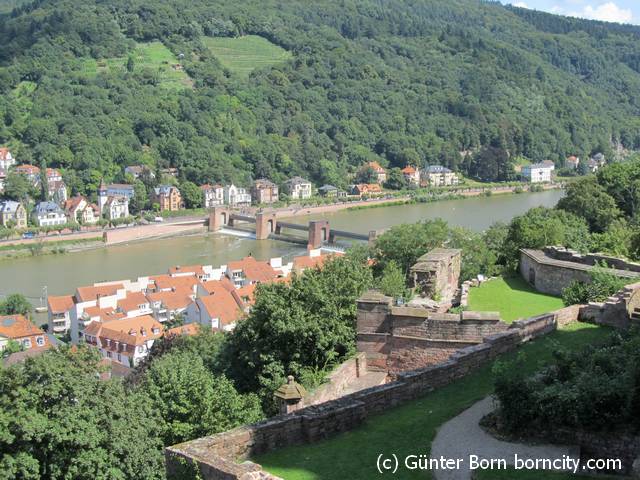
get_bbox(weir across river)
[208,207,378,248]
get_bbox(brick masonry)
[165,304,585,480]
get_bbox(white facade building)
[522,163,553,183]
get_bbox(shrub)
[562,262,632,306]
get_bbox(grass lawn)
[203,35,291,77]
[467,276,564,322]
[79,41,192,90]
[255,322,608,480]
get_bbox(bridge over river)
[208,207,377,248]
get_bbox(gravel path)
[430,396,579,480]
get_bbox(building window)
[22,338,32,349]
[107,351,112,358]
[36,336,45,347]
[117,353,121,362]
[138,346,144,353]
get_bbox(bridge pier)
[308,220,330,249]
[255,212,277,240]
[208,207,232,232]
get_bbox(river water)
[0,190,563,304]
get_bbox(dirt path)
[430,396,578,480]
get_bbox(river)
[0,190,563,305]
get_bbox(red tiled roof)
[48,295,75,314]
[149,275,200,292]
[367,161,386,173]
[198,292,243,329]
[75,283,124,303]
[82,306,126,323]
[227,256,277,283]
[168,265,205,276]
[147,288,193,310]
[0,314,48,343]
[116,291,149,313]
[401,166,417,174]
[86,315,163,346]
[166,323,200,337]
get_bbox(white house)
[201,184,225,208]
[64,196,99,224]
[184,290,243,332]
[522,163,553,183]
[47,295,75,334]
[102,196,129,220]
[0,148,16,171]
[223,184,252,206]
[81,315,163,368]
[285,177,313,199]
[33,201,67,227]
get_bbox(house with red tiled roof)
[116,291,152,318]
[148,274,201,294]
[71,283,127,343]
[81,315,163,367]
[0,147,15,171]
[184,286,244,332]
[47,295,75,333]
[351,183,383,196]
[292,250,343,275]
[64,196,99,224]
[0,314,50,352]
[225,256,278,287]
[14,164,40,185]
[168,264,212,281]
[401,166,420,185]
[366,161,387,184]
[147,288,194,323]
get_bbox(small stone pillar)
[308,220,329,249]
[274,375,307,414]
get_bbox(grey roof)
[524,162,553,169]
[286,176,311,185]
[0,200,22,214]
[425,165,452,174]
[154,185,177,196]
[318,184,337,191]
[34,201,64,215]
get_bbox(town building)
[0,314,50,352]
[152,185,184,211]
[566,156,580,169]
[422,165,459,187]
[45,168,62,184]
[0,147,15,171]
[366,161,387,184]
[102,196,129,220]
[33,201,67,227]
[225,256,279,288]
[184,284,244,332]
[351,183,383,196]
[541,160,555,171]
[318,185,338,197]
[401,166,420,185]
[201,184,225,208]
[148,288,194,323]
[47,295,75,334]
[14,164,40,186]
[0,200,27,229]
[48,180,68,205]
[251,179,279,204]
[64,196,99,224]
[124,165,155,180]
[223,184,252,206]
[284,177,313,200]
[81,315,163,368]
[522,163,553,183]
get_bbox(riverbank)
[0,236,104,261]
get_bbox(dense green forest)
[1,0,640,196]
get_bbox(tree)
[557,177,621,232]
[39,158,48,201]
[467,146,515,182]
[141,351,263,445]
[179,180,202,209]
[377,260,409,300]
[126,55,135,73]
[0,294,33,317]
[130,180,148,213]
[384,167,407,190]
[3,173,33,202]
[354,165,377,184]
[0,347,165,479]
[223,253,372,408]
[504,207,591,268]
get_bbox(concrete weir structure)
[208,207,378,249]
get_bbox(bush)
[562,262,632,306]
[494,332,640,434]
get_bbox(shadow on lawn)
[502,274,560,299]
[254,324,609,480]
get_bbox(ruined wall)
[520,248,639,296]
[165,305,584,480]
[304,353,368,406]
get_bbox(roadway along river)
[0,190,563,305]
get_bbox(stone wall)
[409,248,461,305]
[166,305,583,480]
[304,353,367,406]
[356,293,508,374]
[520,248,639,296]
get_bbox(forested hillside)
[1,0,640,195]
